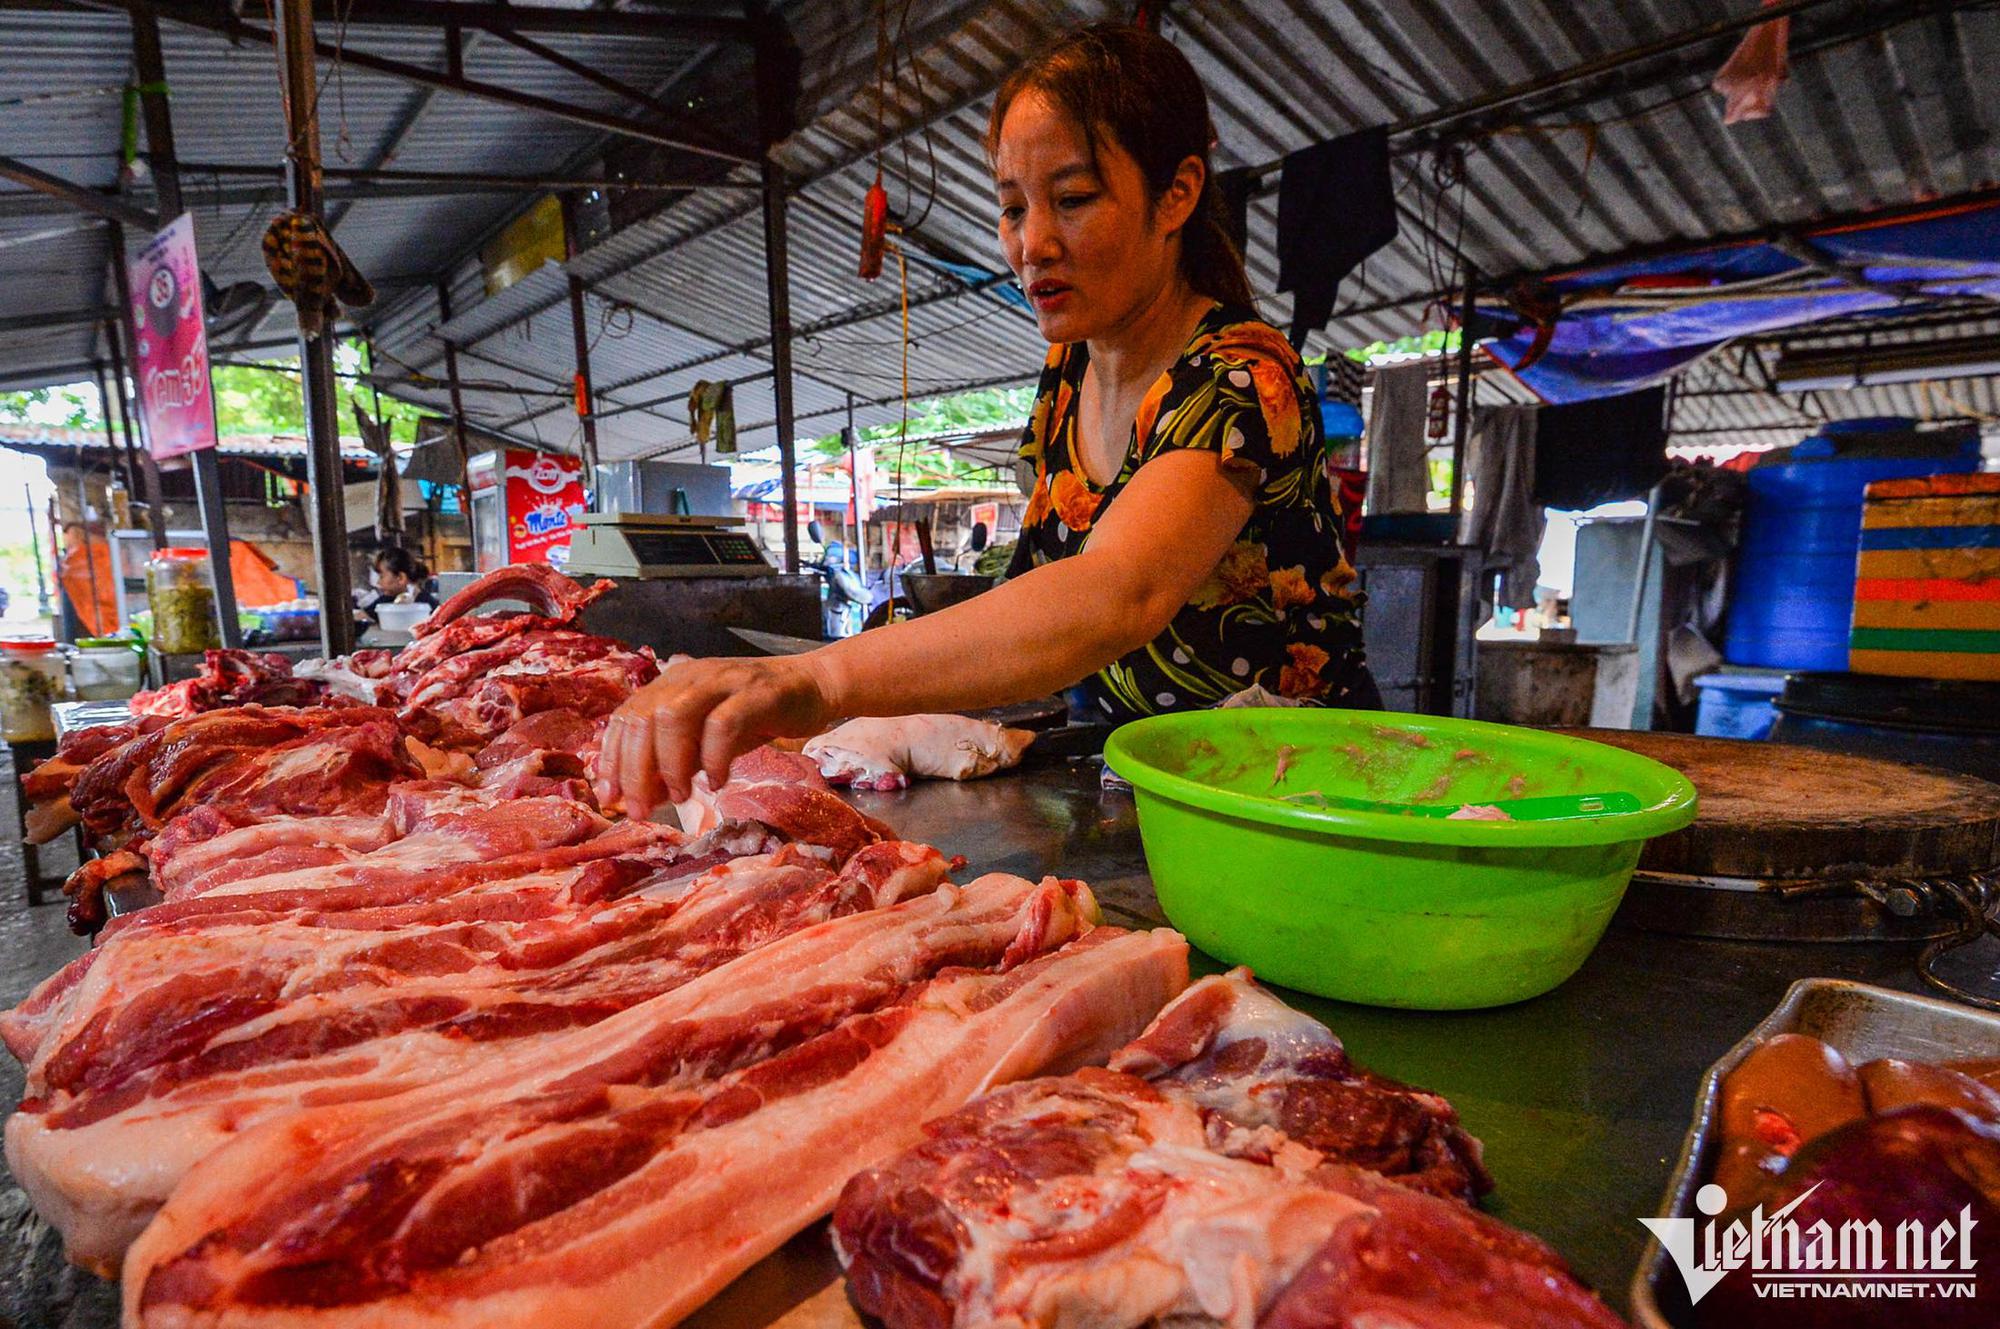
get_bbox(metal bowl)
[900,573,995,616]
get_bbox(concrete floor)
[0,749,120,1327]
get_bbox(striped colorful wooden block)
[1851,473,2000,681]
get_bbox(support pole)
[131,0,241,646]
[750,7,801,573]
[560,195,602,488]
[1448,272,1477,521]
[760,162,799,574]
[105,224,169,549]
[272,0,355,656]
[26,485,51,618]
[434,280,473,518]
[844,390,862,576]
[94,358,140,513]
[754,14,800,576]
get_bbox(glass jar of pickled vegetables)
[70,638,144,701]
[0,639,67,741]
[147,547,221,654]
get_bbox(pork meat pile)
[834,969,1627,1329]
[129,650,328,720]
[20,566,658,932]
[4,565,1628,1329]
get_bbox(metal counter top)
[3,763,1961,1328]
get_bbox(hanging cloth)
[1712,0,1791,124]
[1363,362,1431,515]
[1275,126,1398,350]
[1457,404,1544,612]
[352,402,403,540]
[687,380,737,456]
[1323,352,1366,409]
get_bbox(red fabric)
[1713,0,1791,124]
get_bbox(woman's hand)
[600,654,838,814]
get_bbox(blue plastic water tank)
[1724,419,1982,670]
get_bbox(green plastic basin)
[1104,709,1698,1010]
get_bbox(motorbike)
[803,521,870,638]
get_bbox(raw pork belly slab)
[35,706,427,932]
[11,841,951,1271]
[123,876,1189,1328]
[834,969,1624,1329]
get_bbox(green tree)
[0,339,433,443]
[806,385,1032,487]
[0,385,99,429]
[209,341,431,441]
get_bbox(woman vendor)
[603,23,1370,811]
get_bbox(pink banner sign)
[129,212,218,461]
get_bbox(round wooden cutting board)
[1555,730,2000,880]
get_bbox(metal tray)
[1630,978,2000,1328]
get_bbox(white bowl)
[375,602,434,633]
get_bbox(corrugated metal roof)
[0,422,384,463]
[2,0,1996,461]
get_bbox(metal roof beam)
[323,0,752,41]
[0,0,750,40]
[0,155,158,229]
[385,0,1017,371]
[181,161,748,194]
[0,173,741,223]
[105,1,758,165]
[0,306,118,335]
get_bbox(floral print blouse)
[1010,304,1366,721]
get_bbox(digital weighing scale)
[562,513,775,579]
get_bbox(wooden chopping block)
[1553,729,2000,881]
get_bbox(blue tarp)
[1477,199,2000,403]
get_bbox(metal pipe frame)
[442,0,1945,391]
[371,0,1015,383]
[99,319,150,529]
[174,162,750,195]
[105,225,170,549]
[271,0,355,656]
[484,280,872,434]
[131,0,245,647]
[92,360,140,512]
[1237,0,1862,184]
[107,0,757,165]
[1448,274,1476,520]
[560,194,602,483]
[0,155,158,229]
[434,281,473,517]
[0,0,750,40]
[0,306,120,336]
[377,0,1886,378]
[752,7,800,576]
